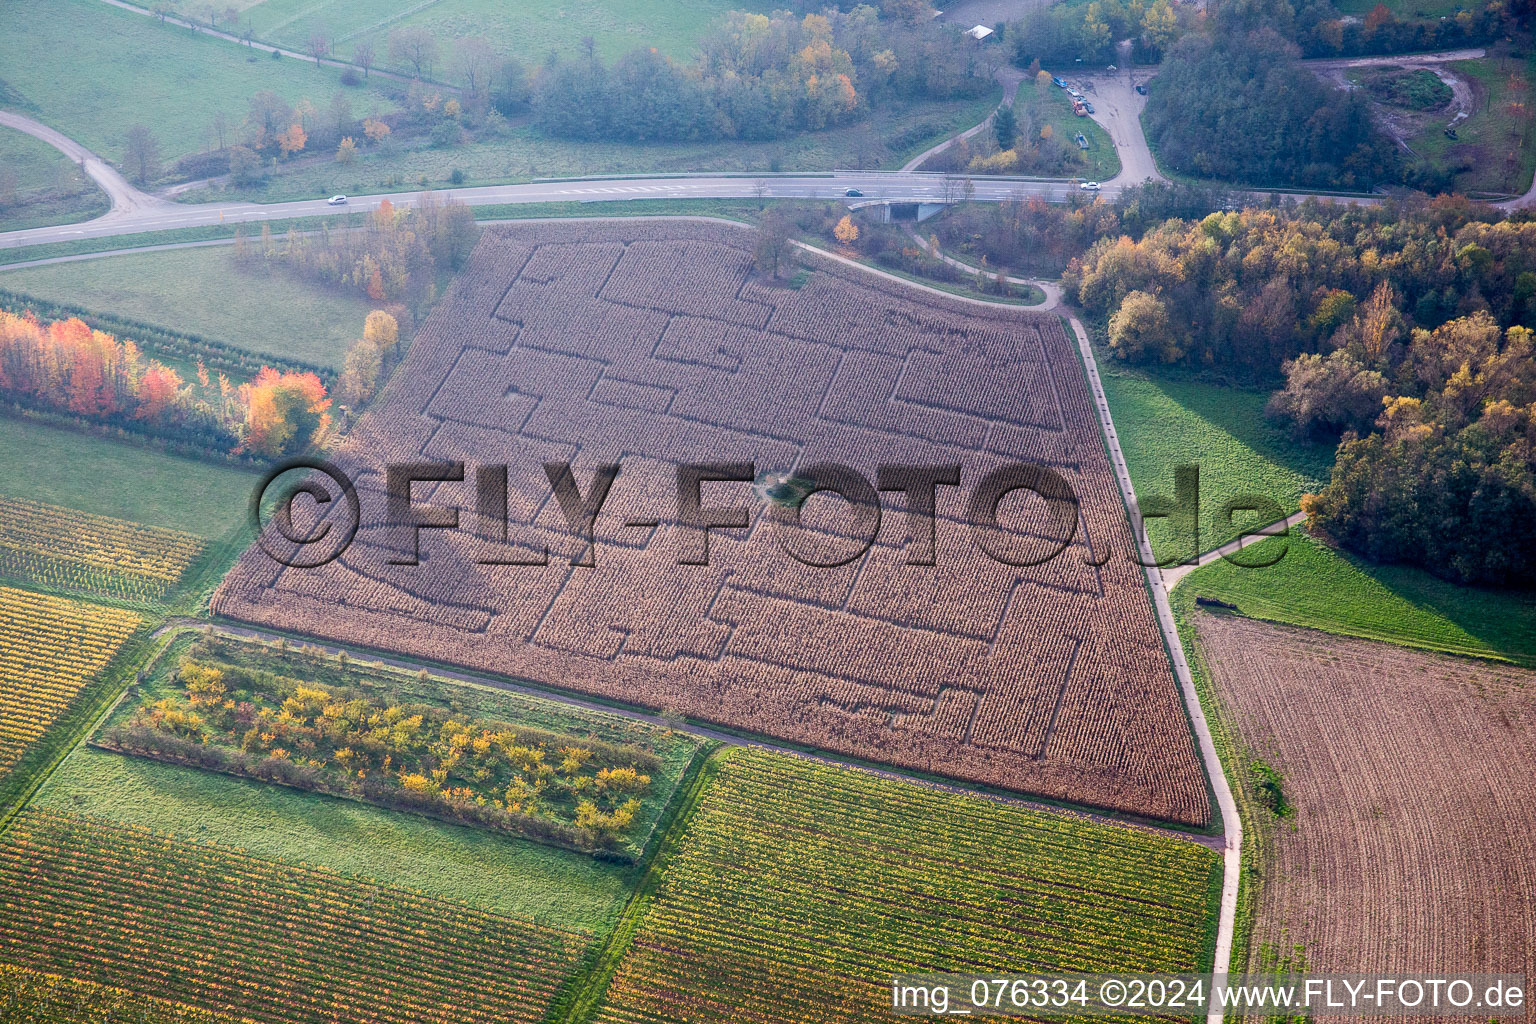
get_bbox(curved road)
[0,111,171,221]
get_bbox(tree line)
[0,310,333,459]
[1060,195,1535,584]
[529,8,994,143]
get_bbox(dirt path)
[1160,511,1308,589]
[902,224,1062,307]
[1065,314,1242,1014]
[902,68,1027,172]
[0,111,170,220]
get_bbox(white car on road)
[326,195,348,205]
[1079,181,1101,191]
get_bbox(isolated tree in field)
[993,105,1017,150]
[336,137,357,163]
[753,215,794,279]
[454,36,496,99]
[364,310,399,354]
[834,215,859,246]
[353,39,375,77]
[389,27,439,78]
[123,125,161,184]
[306,27,331,63]
[211,110,228,150]
[1036,69,1052,89]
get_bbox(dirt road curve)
[0,111,170,220]
[1160,511,1308,589]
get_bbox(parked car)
[326,195,348,205]
[1083,102,1095,114]
[1135,83,1147,95]
[1052,76,1067,88]
[1068,89,1083,99]
[844,188,864,198]
[1079,181,1101,191]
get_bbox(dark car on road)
[844,188,864,197]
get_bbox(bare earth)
[214,221,1210,825]
[1197,612,1536,999]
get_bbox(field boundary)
[545,744,727,1024]
[1064,314,1240,1018]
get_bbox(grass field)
[1095,353,1335,563]
[590,749,1221,1022]
[0,0,396,164]
[1177,529,1536,666]
[238,0,776,68]
[0,416,255,538]
[0,247,379,367]
[1405,54,1536,197]
[0,126,108,232]
[177,90,1004,203]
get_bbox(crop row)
[0,810,590,1024]
[595,749,1220,1024]
[0,497,205,601]
[0,586,140,778]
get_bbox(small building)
[964,24,994,40]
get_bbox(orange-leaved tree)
[240,368,330,457]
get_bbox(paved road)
[1074,70,1166,186]
[1064,315,1242,1017]
[0,173,1135,250]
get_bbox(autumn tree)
[353,39,375,77]
[306,26,331,63]
[363,117,391,144]
[338,338,382,406]
[388,26,439,78]
[277,123,308,157]
[336,137,357,163]
[753,214,795,280]
[364,309,399,354]
[241,368,330,457]
[1108,290,1177,362]
[833,215,859,246]
[123,124,161,184]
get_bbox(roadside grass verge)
[0,126,109,232]
[1175,529,1536,666]
[175,90,1003,204]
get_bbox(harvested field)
[214,221,1208,825]
[1196,613,1536,989]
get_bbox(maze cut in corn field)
[0,809,592,1024]
[0,496,206,601]
[596,749,1222,1024]
[0,586,139,780]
